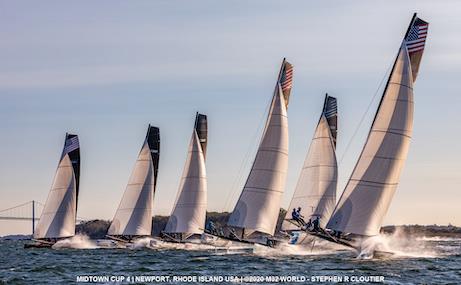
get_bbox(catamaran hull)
[286,228,395,258]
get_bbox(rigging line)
[338,61,393,166]
[223,91,274,212]
[0,201,33,214]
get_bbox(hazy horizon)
[1,1,460,236]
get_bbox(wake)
[52,234,98,249]
[356,228,447,259]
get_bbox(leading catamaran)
[106,125,160,244]
[162,113,208,243]
[281,94,338,243]
[25,133,81,248]
[306,14,429,253]
[205,59,293,247]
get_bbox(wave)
[417,236,461,242]
[356,228,444,259]
[52,234,98,249]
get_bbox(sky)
[0,0,460,236]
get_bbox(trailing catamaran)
[207,59,292,247]
[308,14,428,253]
[162,113,208,243]
[281,94,338,240]
[25,134,80,248]
[106,125,160,243]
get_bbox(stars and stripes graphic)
[280,62,293,92]
[64,135,79,154]
[405,18,428,54]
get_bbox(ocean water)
[0,234,460,285]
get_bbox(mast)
[107,125,160,237]
[227,59,292,237]
[164,113,208,238]
[34,133,80,239]
[327,14,429,236]
[282,94,338,230]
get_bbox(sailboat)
[162,113,208,243]
[281,94,338,243]
[105,125,160,245]
[311,14,428,253]
[25,133,80,248]
[213,59,293,247]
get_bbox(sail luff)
[164,114,208,236]
[107,126,160,237]
[34,134,80,239]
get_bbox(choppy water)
[0,234,460,284]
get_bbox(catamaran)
[204,59,293,247]
[281,94,338,244]
[162,113,208,244]
[25,134,81,248]
[104,125,160,246]
[304,14,429,254]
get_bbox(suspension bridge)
[0,201,86,235]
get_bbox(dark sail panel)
[194,113,208,159]
[146,125,160,190]
[63,133,80,209]
[322,94,338,148]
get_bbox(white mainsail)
[327,15,429,236]
[34,134,80,239]
[107,126,160,237]
[164,113,207,236]
[282,95,338,230]
[227,60,292,236]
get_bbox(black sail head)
[194,113,208,159]
[145,125,160,191]
[322,94,338,148]
[62,133,80,210]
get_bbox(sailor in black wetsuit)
[296,207,305,225]
[291,208,299,222]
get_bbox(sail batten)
[327,15,428,236]
[107,126,160,237]
[164,113,208,236]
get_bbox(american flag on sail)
[64,135,79,154]
[405,18,428,54]
[280,62,293,92]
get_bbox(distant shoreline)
[2,211,461,240]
